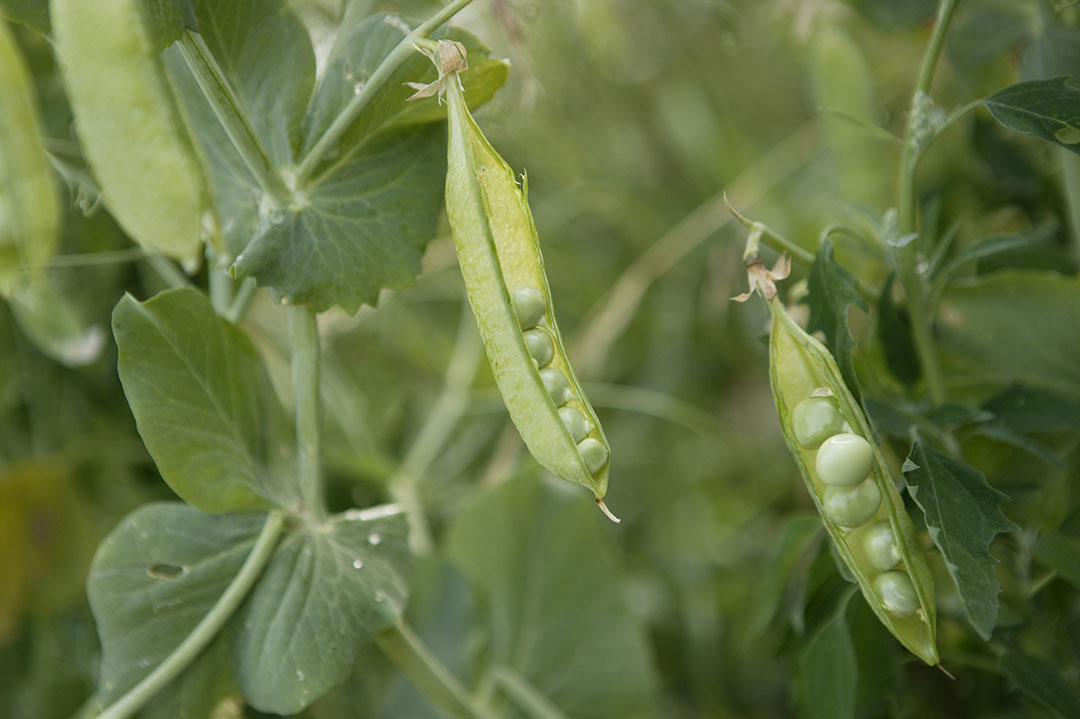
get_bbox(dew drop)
[353,81,366,96]
[1055,125,1080,144]
[374,591,385,603]
[297,669,305,681]
[136,657,151,668]
[368,533,381,546]
[353,559,364,569]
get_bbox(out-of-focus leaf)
[876,273,919,386]
[903,441,1020,639]
[0,0,49,33]
[141,0,197,52]
[87,503,263,706]
[986,77,1080,155]
[1001,649,1080,718]
[984,385,1080,433]
[235,508,410,714]
[9,276,105,367]
[937,271,1080,398]
[1033,533,1080,589]
[798,589,856,719]
[112,287,293,513]
[446,476,659,718]
[802,239,867,399]
[748,514,821,638]
[932,234,1031,288]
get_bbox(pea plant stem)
[90,511,286,719]
[375,621,494,719]
[493,667,569,719]
[294,0,476,185]
[896,0,959,407]
[176,31,292,208]
[288,305,325,520]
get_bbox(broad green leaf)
[1001,649,1080,718]
[801,238,867,399]
[747,514,821,638]
[876,273,919,386]
[1034,533,1080,589]
[798,590,856,719]
[232,123,445,313]
[301,9,509,170]
[984,385,1080,433]
[0,0,196,45]
[86,503,264,705]
[903,441,1020,640]
[986,77,1080,154]
[161,0,316,257]
[0,0,48,32]
[937,271,1080,398]
[932,234,1031,288]
[446,476,659,718]
[143,634,236,719]
[112,287,292,513]
[235,508,410,714]
[9,276,105,367]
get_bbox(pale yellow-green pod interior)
[0,19,60,297]
[443,75,609,499]
[52,0,208,261]
[768,297,938,665]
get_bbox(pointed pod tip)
[596,498,621,524]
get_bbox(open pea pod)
[439,43,612,509]
[768,296,938,665]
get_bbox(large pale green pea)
[792,396,843,449]
[863,521,901,572]
[523,328,554,367]
[540,368,572,406]
[578,438,608,474]
[815,433,874,486]
[822,478,881,527]
[559,406,590,443]
[873,571,919,616]
[512,287,546,329]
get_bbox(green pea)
[874,571,919,616]
[863,522,901,572]
[559,406,591,443]
[540,368,572,406]
[578,438,608,474]
[815,433,874,486]
[822,478,881,527]
[523,328,554,367]
[512,287,546,329]
[791,396,843,449]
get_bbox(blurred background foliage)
[2,0,1080,717]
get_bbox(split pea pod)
[438,43,614,514]
[51,0,209,261]
[768,296,938,664]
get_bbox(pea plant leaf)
[876,273,919,387]
[0,0,197,45]
[937,271,1080,398]
[801,238,868,398]
[0,0,50,34]
[164,0,508,313]
[86,503,264,709]
[446,476,660,718]
[1001,649,1080,719]
[798,589,856,719]
[112,287,294,513]
[1033,533,1080,589]
[986,76,1080,154]
[234,508,410,714]
[902,441,1020,640]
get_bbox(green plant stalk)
[289,305,325,520]
[294,0,476,184]
[896,0,959,406]
[375,621,494,719]
[494,667,569,719]
[1059,148,1080,265]
[176,31,292,207]
[92,511,286,719]
[224,277,258,323]
[146,255,191,289]
[389,304,481,554]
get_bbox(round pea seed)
[559,406,590,442]
[523,328,554,367]
[578,437,608,474]
[873,571,919,616]
[822,478,881,527]
[792,397,843,449]
[540,368,572,406]
[815,433,874,486]
[863,521,901,571]
[512,287,546,329]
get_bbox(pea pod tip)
[597,498,621,524]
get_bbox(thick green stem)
[896,0,959,407]
[493,667,568,719]
[146,255,191,289]
[92,511,286,719]
[294,0,476,184]
[177,32,291,207]
[224,277,258,324]
[390,305,481,554]
[375,621,493,719]
[289,306,324,520]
